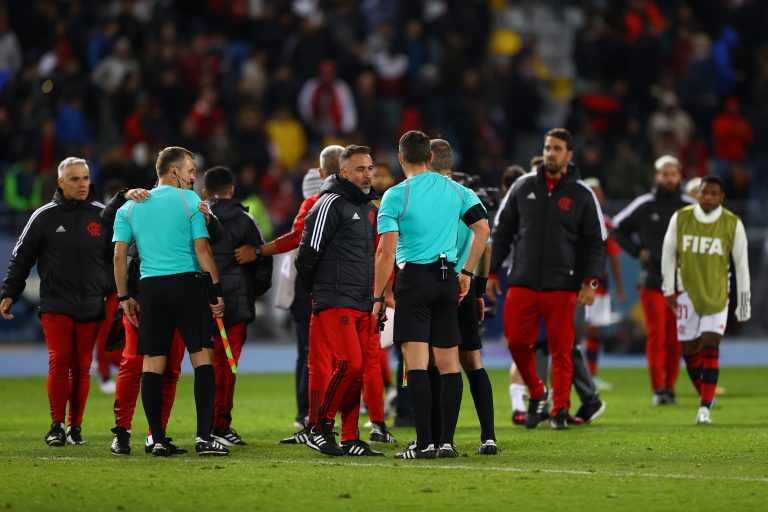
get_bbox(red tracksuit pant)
[94,293,122,380]
[362,330,384,423]
[315,308,376,442]
[504,287,577,413]
[308,313,332,426]
[40,313,100,426]
[212,322,247,429]
[113,313,185,431]
[639,288,681,391]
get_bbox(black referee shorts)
[457,281,482,351]
[137,272,212,356]
[393,262,461,349]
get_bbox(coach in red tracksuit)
[489,129,606,430]
[203,166,272,447]
[612,155,694,405]
[296,145,383,457]
[1,157,111,446]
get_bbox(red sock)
[585,337,600,376]
[700,347,719,408]
[683,351,703,395]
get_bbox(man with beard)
[488,128,606,430]
[613,156,694,406]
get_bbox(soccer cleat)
[369,422,396,443]
[144,436,188,455]
[696,407,712,425]
[512,410,526,425]
[99,378,117,394]
[394,443,437,459]
[477,439,498,455]
[664,389,677,404]
[341,439,384,456]
[195,437,230,456]
[66,425,85,445]
[437,443,458,458]
[550,407,569,430]
[575,400,606,424]
[110,426,131,455]
[212,426,247,446]
[279,424,312,445]
[151,442,170,457]
[307,431,344,456]
[652,390,672,406]
[525,387,549,429]
[45,423,66,447]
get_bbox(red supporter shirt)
[273,193,320,254]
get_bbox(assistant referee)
[373,131,490,459]
[112,146,227,457]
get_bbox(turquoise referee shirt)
[112,185,209,278]
[378,171,482,265]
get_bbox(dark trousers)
[293,315,310,421]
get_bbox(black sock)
[439,372,463,446]
[141,372,164,444]
[194,364,216,441]
[406,370,432,449]
[428,365,442,446]
[467,368,495,442]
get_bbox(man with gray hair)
[1,157,111,447]
[613,155,695,406]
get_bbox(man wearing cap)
[613,155,695,406]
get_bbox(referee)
[373,131,490,459]
[112,146,227,457]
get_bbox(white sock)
[146,434,153,445]
[509,383,526,411]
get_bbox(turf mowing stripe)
[3,455,767,483]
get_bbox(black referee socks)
[428,366,442,445]
[440,372,463,446]
[406,370,432,449]
[194,364,216,441]
[141,372,165,444]
[467,368,495,442]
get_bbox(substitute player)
[661,176,750,424]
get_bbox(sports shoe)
[664,389,677,404]
[195,437,229,456]
[341,439,384,456]
[512,410,526,425]
[394,443,437,459]
[307,431,343,456]
[437,443,458,458]
[144,436,188,455]
[592,376,613,391]
[151,442,170,457]
[369,422,396,443]
[110,426,131,455]
[652,390,672,406]
[575,400,606,424]
[279,424,312,445]
[99,378,116,394]
[696,406,712,425]
[212,426,247,446]
[45,423,66,446]
[66,425,85,445]
[525,387,549,429]
[477,439,497,455]
[550,407,569,430]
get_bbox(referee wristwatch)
[254,245,263,261]
[585,278,599,290]
[460,269,474,278]
[118,294,131,302]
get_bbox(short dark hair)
[429,139,453,171]
[399,130,431,164]
[530,155,544,168]
[339,145,371,169]
[545,128,573,150]
[701,175,725,193]
[204,166,235,194]
[156,146,193,177]
[502,165,526,191]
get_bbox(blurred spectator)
[266,105,307,172]
[605,140,650,199]
[647,92,694,159]
[4,153,42,229]
[0,6,22,83]
[712,97,753,164]
[297,60,357,140]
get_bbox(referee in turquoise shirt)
[112,146,227,457]
[373,131,490,459]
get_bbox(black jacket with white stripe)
[1,187,111,320]
[490,164,607,292]
[295,175,378,314]
[612,186,694,290]
[207,197,272,326]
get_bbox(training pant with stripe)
[315,307,375,441]
[113,313,184,431]
[212,322,247,429]
[639,288,681,392]
[504,287,577,413]
[41,313,100,426]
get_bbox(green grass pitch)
[0,367,766,511]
